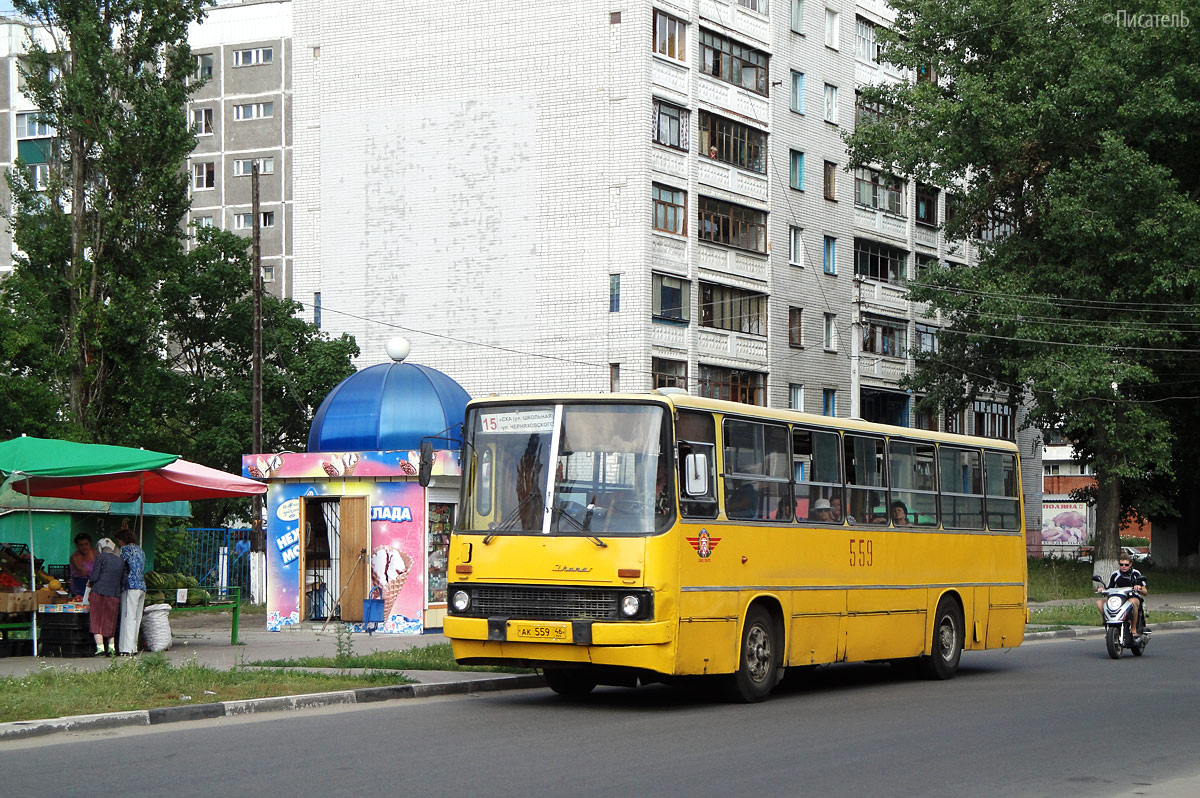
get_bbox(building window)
[974,400,1013,440]
[653,357,688,390]
[791,0,805,34]
[823,313,838,350]
[700,28,769,96]
[824,9,839,49]
[789,384,804,411]
[788,307,804,347]
[192,108,213,135]
[652,183,687,235]
[698,110,766,173]
[233,47,273,66]
[855,167,905,215]
[195,53,213,80]
[789,150,805,191]
[822,388,837,417]
[653,10,687,62]
[913,407,937,431]
[697,196,767,253]
[610,363,621,392]
[855,17,878,63]
[1044,464,1061,476]
[698,364,765,406]
[233,102,274,121]
[16,112,53,139]
[233,157,275,177]
[194,215,214,229]
[790,70,805,113]
[861,314,908,357]
[823,235,837,274]
[192,162,215,190]
[789,226,804,266]
[946,409,964,435]
[700,282,767,335]
[234,211,275,230]
[856,91,885,126]
[916,183,939,226]
[824,161,837,200]
[854,238,908,284]
[609,274,620,312]
[262,265,275,283]
[653,100,690,150]
[823,84,839,124]
[652,273,691,323]
[917,61,937,84]
[313,292,322,328]
[29,163,49,191]
[736,0,767,11]
[915,323,939,354]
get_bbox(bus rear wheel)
[729,606,779,703]
[542,667,597,697]
[921,597,963,680]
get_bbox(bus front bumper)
[443,616,673,646]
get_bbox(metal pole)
[23,475,38,657]
[251,161,264,550]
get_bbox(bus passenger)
[829,495,850,523]
[890,500,910,526]
[810,498,833,523]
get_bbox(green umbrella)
[0,436,179,656]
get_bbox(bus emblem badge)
[687,529,720,560]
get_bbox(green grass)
[250,642,533,673]
[0,652,408,724]
[1026,557,1200,602]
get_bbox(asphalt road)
[5,629,1199,798]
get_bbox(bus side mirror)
[684,452,709,496]
[418,440,434,487]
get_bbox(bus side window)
[794,427,844,523]
[985,451,1020,530]
[677,411,718,518]
[845,434,887,524]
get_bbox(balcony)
[854,205,908,242]
[696,73,770,123]
[696,157,769,203]
[699,0,771,45]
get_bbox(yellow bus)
[438,391,1027,701]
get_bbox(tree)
[6,0,209,441]
[846,0,1200,572]
[149,228,359,526]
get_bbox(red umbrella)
[13,458,266,503]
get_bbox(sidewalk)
[0,609,545,741]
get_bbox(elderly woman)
[87,538,124,656]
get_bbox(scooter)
[1092,575,1149,659]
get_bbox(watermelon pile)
[144,571,209,605]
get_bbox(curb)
[1024,618,1200,641]
[0,673,546,742]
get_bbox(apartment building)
[0,1,293,297]
[0,0,1041,533]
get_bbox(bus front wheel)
[921,596,963,680]
[729,606,779,702]
[542,667,597,697]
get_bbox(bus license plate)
[509,621,570,643]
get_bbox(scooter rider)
[1096,554,1148,638]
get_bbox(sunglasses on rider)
[1119,562,1131,567]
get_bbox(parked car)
[1122,546,1151,563]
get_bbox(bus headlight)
[452,590,471,613]
[620,594,641,618]
[1106,595,1124,612]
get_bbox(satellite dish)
[385,337,411,363]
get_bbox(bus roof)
[464,391,1020,453]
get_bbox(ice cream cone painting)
[371,546,413,616]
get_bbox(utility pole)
[251,160,264,550]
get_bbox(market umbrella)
[13,458,268,503]
[0,436,180,656]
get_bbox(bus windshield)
[459,402,674,536]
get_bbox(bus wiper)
[586,536,607,548]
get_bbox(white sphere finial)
[385,337,411,363]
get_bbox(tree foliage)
[846,0,1200,562]
[1,3,360,526]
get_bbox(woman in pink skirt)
[87,538,124,656]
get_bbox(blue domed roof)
[307,361,471,453]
